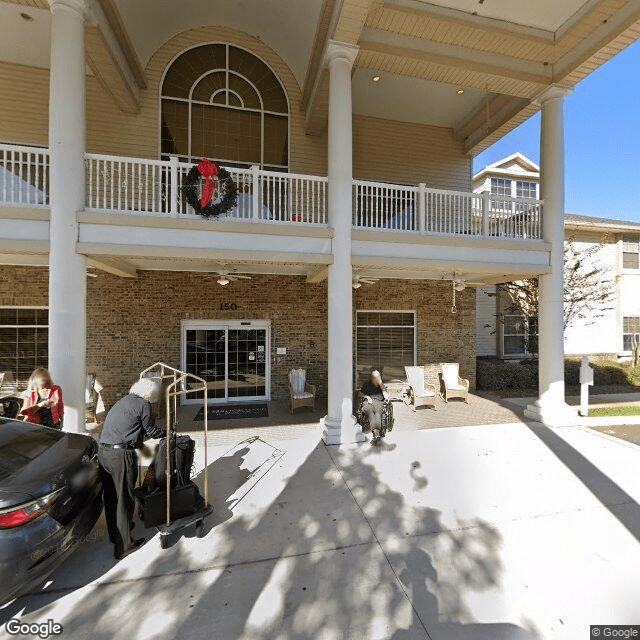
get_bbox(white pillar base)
[524,401,579,427]
[321,397,365,445]
[321,414,365,445]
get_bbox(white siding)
[476,286,498,357]
[563,231,619,356]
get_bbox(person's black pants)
[98,447,138,554]
[362,398,385,435]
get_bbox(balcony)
[0,143,543,241]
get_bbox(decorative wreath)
[183,158,238,219]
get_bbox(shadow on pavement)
[527,422,640,544]
[3,437,540,639]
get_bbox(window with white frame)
[490,178,511,197]
[502,315,538,357]
[516,180,537,199]
[622,236,640,269]
[623,317,640,352]
[355,311,416,387]
[0,307,48,388]
[160,43,289,170]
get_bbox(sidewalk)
[2,420,639,639]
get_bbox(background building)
[474,153,640,360]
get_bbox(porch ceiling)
[0,250,546,287]
[2,0,640,153]
[84,255,547,285]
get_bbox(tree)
[486,237,615,352]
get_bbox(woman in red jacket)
[21,368,64,429]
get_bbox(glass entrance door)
[182,321,270,402]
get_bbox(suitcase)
[154,435,195,488]
[135,482,203,528]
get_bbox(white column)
[525,85,577,427]
[47,0,88,432]
[321,41,364,445]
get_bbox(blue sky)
[473,40,640,223]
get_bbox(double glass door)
[182,321,270,402]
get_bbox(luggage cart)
[137,363,213,548]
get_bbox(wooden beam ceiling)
[301,0,640,153]
[303,0,381,134]
[87,256,138,278]
[85,24,140,114]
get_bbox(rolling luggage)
[136,434,202,529]
[154,434,195,488]
[135,483,203,528]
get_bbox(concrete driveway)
[1,421,639,640]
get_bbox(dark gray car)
[0,419,103,604]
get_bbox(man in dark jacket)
[98,377,163,560]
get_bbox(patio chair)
[288,368,316,414]
[404,366,438,411]
[440,363,469,403]
[0,371,21,419]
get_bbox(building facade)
[474,154,640,360]
[2,0,640,436]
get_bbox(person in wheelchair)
[358,370,394,445]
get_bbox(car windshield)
[0,421,64,481]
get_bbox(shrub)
[477,357,640,392]
[476,358,537,391]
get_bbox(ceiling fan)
[215,269,252,286]
[352,274,378,289]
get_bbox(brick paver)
[165,393,525,448]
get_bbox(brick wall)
[354,279,476,387]
[0,266,476,407]
[0,266,48,306]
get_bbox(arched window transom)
[161,44,289,170]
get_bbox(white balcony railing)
[0,143,49,207]
[353,180,543,240]
[0,144,543,240]
[85,154,328,225]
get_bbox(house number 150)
[220,303,238,310]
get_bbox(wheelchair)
[355,393,395,442]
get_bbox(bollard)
[579,356,594,417]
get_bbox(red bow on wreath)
[197,158,219,208]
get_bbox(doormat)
[193,403,269,421]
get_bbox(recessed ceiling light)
[372,74,381,83]
[457,88,465,95]
[20,12,33,21]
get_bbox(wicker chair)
[404,366,438,411]
[440,363,469,403]
[288,369,316,414]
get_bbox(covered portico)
[2,0,637,437]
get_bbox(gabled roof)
[473,153,540,184]
[483,152,540,173]
[564,213,640,233]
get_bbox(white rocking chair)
[440,363,469,403]
[404,366,438,411]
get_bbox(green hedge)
[476,358,538,391]
[476,357,639,391]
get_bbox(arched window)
[160,44,289,170]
